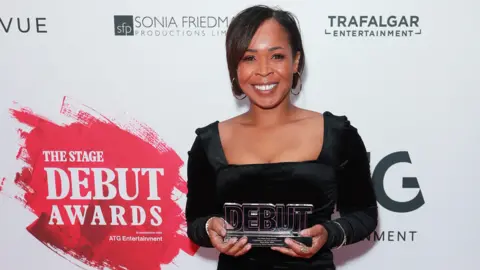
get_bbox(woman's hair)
[226,5,306,96]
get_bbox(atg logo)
[113,14,230,37]
[365,150,424,243]
[325,15,422,38]
[369,151,424,213]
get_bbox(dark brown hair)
[225,5,306,96]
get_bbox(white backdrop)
[1,0,479,269]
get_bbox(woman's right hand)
[206,217,252,257]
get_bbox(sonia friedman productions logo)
[114,14,231,37]
[325,15,422,38]
[0,97,198,270]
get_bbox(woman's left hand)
[271,224,328,258]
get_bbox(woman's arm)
[322,122,379,249]
[185,135,221,247]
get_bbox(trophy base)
[224,231,312,247]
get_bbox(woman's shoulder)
[194,113,245,133]
[193,119,220,141]
[298,109,354,131]
[322,110,355,131]
[189,120,221,161]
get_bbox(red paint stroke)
[0,177,5,192]
[2,97,198,270]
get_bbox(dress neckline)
[212,112,330,167]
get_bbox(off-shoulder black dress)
[185,111,378,270]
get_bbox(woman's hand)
[206,217,252,257]
[271,224,328,258]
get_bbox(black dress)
[185,111,378,270]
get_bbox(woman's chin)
[249,95,289,110]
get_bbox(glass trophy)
[223,202,313,247]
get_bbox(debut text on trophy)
[223,203,314,247]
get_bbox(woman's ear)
[293,51,301,73]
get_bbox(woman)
[185,5,378,270]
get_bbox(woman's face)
[237,18,300,109]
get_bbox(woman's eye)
[242,55,255,61]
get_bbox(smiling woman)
[185,5,378,270]
[226,7,305,108]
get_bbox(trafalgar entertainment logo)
[325,15,422,38]
[364,151,425,243]
[113,14,231,37]
[0,17,47,34]
[0,97,198,270]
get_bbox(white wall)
[1,0,478,269]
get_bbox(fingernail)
[230,237,238,243]
[246,244,251,249]
[300,230,307,236]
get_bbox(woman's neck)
[245,100,298,128]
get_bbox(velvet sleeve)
[322,122,379,249]
[185,135,221,247]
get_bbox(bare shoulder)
[296,108,323,120]
[294,109,325,133]
[217,114,247,142]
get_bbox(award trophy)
[223,202,314,247]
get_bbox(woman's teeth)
[254,84,278,91]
